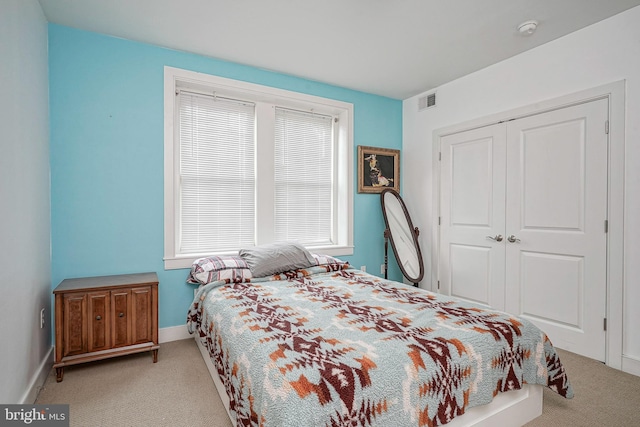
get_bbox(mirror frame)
[380,188,425,285]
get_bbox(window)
[164,67,353,269]
[178,93,256,254]
[274,107,334,245]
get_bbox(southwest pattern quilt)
[187,266,573,427]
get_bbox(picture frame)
[357,145,400,194]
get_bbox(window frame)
[163,66,354,270]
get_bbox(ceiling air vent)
[418,92,436,111]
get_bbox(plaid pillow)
[312,253,346,267]
[187,255,252,285]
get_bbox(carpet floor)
[35,338,640,426]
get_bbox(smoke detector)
[517,20,538,36]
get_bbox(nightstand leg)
[55,367,64,382]
[152,349,158,363]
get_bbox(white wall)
[0,0,52,403]
[403,6,640,374]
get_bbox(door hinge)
[438,216,441,225]
[604,318,607,331]
[605,120,609,135]
[437,280,440,290]
[605,220,608,233]
[439,152,441,161]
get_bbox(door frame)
[431,81,625,369]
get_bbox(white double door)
[439,98,608,361]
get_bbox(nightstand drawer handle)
[95,315,102,320]
[119,312,124,318]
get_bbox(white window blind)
[178,91,256,253]
[274,108,334,245]
[165,67,353,269]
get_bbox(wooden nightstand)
[53,272,159,382]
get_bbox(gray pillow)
[239,242,316,277]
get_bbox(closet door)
[438,98,609,361]
[504,99,608,361]
[439,125,506,309]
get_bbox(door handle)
[507,235,521,243]
[486,234,503,242]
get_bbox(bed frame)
[194,335,543,427]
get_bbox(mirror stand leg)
[383,229,389,280]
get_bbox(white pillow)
[239,242,316,277]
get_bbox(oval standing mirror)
[380,188,424,286]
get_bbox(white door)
[504,99,608,361]
[439,125,506,310]
[439,98,608,361]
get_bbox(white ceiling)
[37,0,640,99]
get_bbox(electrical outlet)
[40,308,45,329]
[360,265,366,272]
[381,264,385,274]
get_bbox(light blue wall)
[49,24,403,329]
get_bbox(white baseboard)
[622,354,640,377]
[159,324,191,343]
[22,346,53,404]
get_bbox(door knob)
[507,235,521,243]
[486,235,503,242]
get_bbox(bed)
[186,248,572,427]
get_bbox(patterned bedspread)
[187,266,573,427]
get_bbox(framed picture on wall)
[357,145,400,193]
